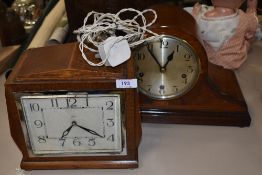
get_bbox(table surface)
[1,41,262,175]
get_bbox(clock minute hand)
[147,45,162,70]
[162,51,174,70]
[75,123,104,138]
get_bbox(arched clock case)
[134,4,250,127]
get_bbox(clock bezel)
[135,35,201,100]
[15,91,127,157]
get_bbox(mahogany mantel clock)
[5,43,141,170]
[134,4,251,126]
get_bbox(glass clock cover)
[135,35,201,99]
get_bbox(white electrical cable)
[74,8,160,66]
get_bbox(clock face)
[20,93,124,155]
[135,35,201,99]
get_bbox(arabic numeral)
[159,85,165,95]
[88,138,96,146]
[181,74,188,84]
[184,54,191,61]
[176,44,179,52]
[30,103,40,112]
[160,39,168,48]
[66,98,77,108]
[73,137,81,146]
[107,134,115,142]
[51,98,59,107]
[173,86,179,93]
[34,120,43,128]
[187,66,194,73]
[38,136,46,143]
[106,101,114,110]
[59,138,66,147]
[86,98,89,106]
[107,119,115,127]
[121,81,130,86]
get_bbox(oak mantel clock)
[134,4,251,126]
[5,43,141,170]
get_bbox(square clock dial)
[20,93,123,155]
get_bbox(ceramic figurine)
[192,0,258,69]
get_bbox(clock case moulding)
[5,43,141,170]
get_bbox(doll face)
[211,0,245,9]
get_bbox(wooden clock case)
[138,4,251,127]
[5,43,141,170]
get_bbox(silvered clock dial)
[135,35,201,99]
[20,93,123,155]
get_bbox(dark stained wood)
[146,4,197,37]
[138,4,250,126]
[5,43,141,170]
[64,0,174,34]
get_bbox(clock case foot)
[141,110,250,127]
[20,160,138,170]
[140,63,251,127]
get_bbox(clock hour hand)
[162,51,174,71]
[147,44,162,70]
[60,123,75,139]
[75,123,104,138]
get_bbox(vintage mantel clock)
[5,43,141,170]
[134,4,251,126]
